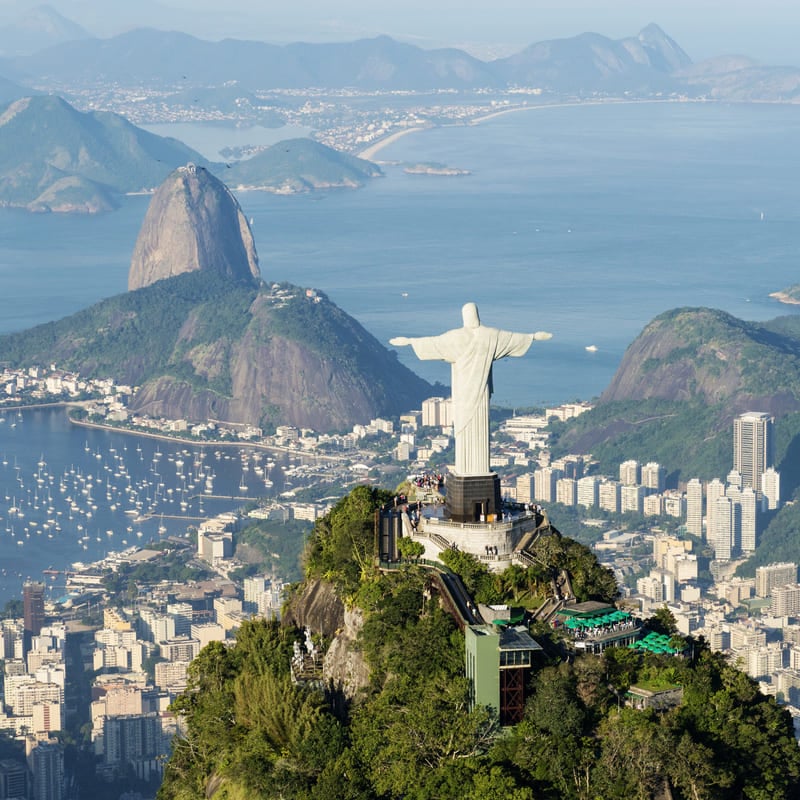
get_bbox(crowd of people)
[411,472,445,491]
[560,618,640,640]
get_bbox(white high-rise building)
[576,476,599,508]
[685,479,703,538]
[725,484,742,554]
[761,467,781,511]
[733,411,774,495]
[712,496,734,561]
[636,574,665,602]
[516,474,535,504]
[739,487,757,553]
[244,575,271,614]
[619,460,640,486]
[772,584,800,616]
[641,462,665,494]
[663,491,685,518]
[555,477,577,506]
[756,563,798,598]
[166,603,193,637]
[533,467,560,503]
[598,480,621,513]
[727,469,743,489]
[705,479,725,543]
[643,494,663,516]
[621,484,645,515]
[421,397,452,428]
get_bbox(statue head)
[462,302,481,329]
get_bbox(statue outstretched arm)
[390,330,463,363]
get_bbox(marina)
[0,407,314,600]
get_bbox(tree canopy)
[157,486,800,800]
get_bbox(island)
[770,284,800,305]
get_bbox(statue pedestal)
[446,473,502,523]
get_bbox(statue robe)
[408,326,533,476]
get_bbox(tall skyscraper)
[23,582,45,653]
[26,738,64,800]
[712,496,734,561]
[739,487,757,554]
[733,411,773,495]
[761,467,781,511]
[705,479,726,542]
[685,478,703,538]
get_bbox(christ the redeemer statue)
[391,302,551,477]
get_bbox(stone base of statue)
[445,473,502,523]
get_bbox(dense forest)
[156,486,800,800]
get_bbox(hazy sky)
[4,0,799,65]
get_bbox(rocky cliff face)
[128,164,260,290]
[323,605,370,700]
[128,284,433,431]
[283,580,345,638]
[0,160,434,430]
[600,307,800,416]
[283,579,370,700]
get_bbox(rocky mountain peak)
[128,163,261,291]
[635,23,692,71]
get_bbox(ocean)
[0,100,799,597]
[0,407,306,600]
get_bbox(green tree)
[351,674,496,799]
[509,664,594,799]
[397,536,425,561]
[592,708,673,800]
[304,485,393,596]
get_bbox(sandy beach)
[357,126,430,160]
[358,98,698,161]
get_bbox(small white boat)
[585,345,598,352]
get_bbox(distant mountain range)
[0,95,381,212]
[0,4,91,58]
[0,22,798,101]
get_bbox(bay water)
[0,407,299,600]
[0,100,799,598]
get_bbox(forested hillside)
[156,486,800,800]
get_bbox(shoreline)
[358,97,713,161]
[66,411,343,462]
[769,291,800,306]
[466,96,704,125]
[357,125,431,160]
